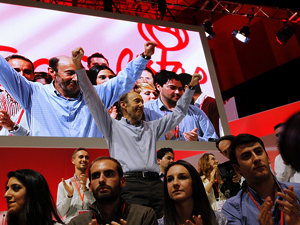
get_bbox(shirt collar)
[194,92,206,105]
[122,117,143,127]
[247,176,283,204]
[157,97,171,111]
[51,80,82,100]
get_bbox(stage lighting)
[276,24,296,45]
[232,26,251,43]
[201,20,215,40]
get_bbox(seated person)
[222,133,300,225]
[198,153,226,210]
[68,156,158,225]
[158,160,228,225]
[4,169,64,225]
[157,147,174,176]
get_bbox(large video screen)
[0,0,229,149]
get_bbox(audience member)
[0,42,152,137]
[135,67,155,86]
[216,135,243,198]
[33,71,53,84]
[279,111,300,172]
[157,147,174,176]
[133,83,158,103]
[68,156,158,225]
[0,54,34,117]
[144,70,218,141]
[0,54,34,136]
[274,123,300,182]
[4,169,64,225]
[87,52,109,69]
[222,133,300,225]
[198,153,226,210]
[73,46,200,218]
[181,72,221,137]
[88,64,116,85]
[88,64,118,118]
[158,160,228,225]
[57,148,95,223]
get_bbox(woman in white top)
[198,153,226,211]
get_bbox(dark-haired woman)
[159,160,227,225]
[4,169,64,225]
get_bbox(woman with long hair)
[159,160,227,225]
[87,64,116,85]
[198,153,226,211]
[4,169,64,225]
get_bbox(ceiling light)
[232,25,251,43]
[276,24,296,45]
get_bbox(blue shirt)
[77,69,194,173]
[0,55,148,137]
[221,180,300,225]
[144,97,218,141]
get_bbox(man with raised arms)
[0,42,153,137]
[72,46,200,218]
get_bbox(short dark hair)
[88,64,116,85]
[5,54,34,71]
[216,135,236,151]
[229,133,266,166]
[49,57,59,73]
[72,147,88,159]
[88,156,123,181]
[274,123,284,131]
[87,52,108,67]
[163,160,216,225]
[6,169,63,225]
[33,72,53,84]
[144,67,155,79]
[157,147,174,159]
[154,70,183,88]
[179,72,202,93]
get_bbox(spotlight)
[276,24,296,45]
[201,20,215,40]
[232,26,251,43]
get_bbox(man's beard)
[93,184,121,205]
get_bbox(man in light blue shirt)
[0,42,151,137]
[222,134,300,225]
[144,70,218,141]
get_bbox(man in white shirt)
[56,147,95,223]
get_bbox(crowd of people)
[2,43,300,225]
